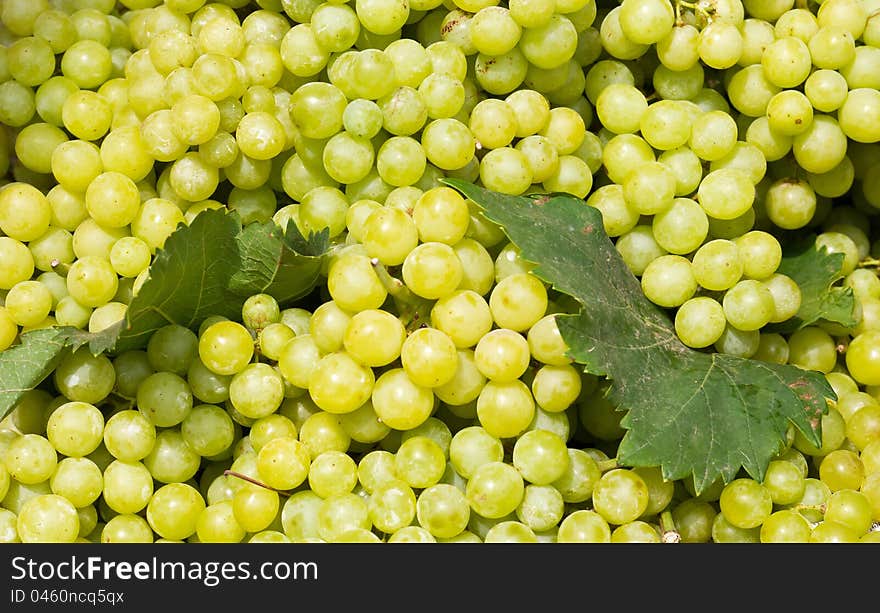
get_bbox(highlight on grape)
[0,0,879,544]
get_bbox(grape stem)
[51,260,72,275]
[371,258,433,332]
[224,470,291,497]
[659,510,681,543]
[859,257,880,269]
[102,393,135,414]
[596,459,620,473]
[792,502,826,515]
[673,0,711,23]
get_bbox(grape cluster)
[1,0,880,542]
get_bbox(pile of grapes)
[1,0,880,543]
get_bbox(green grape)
[483,520,538,543]
[103,410,156,462]
[49,457,103,508]
[674,296,726,349]
[824,489,872,535]
[143,429,201,484]
[306,450,357,499]
[45,401,104,458]
[307,351,374,415]
[198,320,255,376]
[356,449,399,494]
[787,325,838,374]
[722,279,776,331]
[413,483,469,539]
[763,460,807,506]
[146,482,206,542]
[102,460,154,515]
[447,426,503,480]
[819,449,865,492]
[53,348,116,405]
[232,486,279,534]
[317,491,371,542]
[711,512,760,543]
[610,521,661,543]
[367,478,417,535]
[466,461,525,519]
[293,411,348,461]
[590,468,649,526]
[394,436,446,490]
[136,371,194,428]
[846,330,880,386]
[4,434,57,486]
[4,281,53,328]
[228,362,285,419]
[510,429,569,487]
[810,520,860,543]
[181,404,235,458]
[640,254,697,308]
[670,499,716,543]
[719,478,773,529]
[17,494,79,543]
[759,509,812,543]
[596,83,647,136]
[557,509,611,543]
[195,500,246,543]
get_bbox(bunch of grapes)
[1,0,880,543]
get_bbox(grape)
[196,501,246,543]
[50,457,103,508]
[759,510,811,543]
[143,428,201,484]
[103,410,156,462]
[557,509,611,543]
[232,486,279,533]
[394,436,446,489]
[102,460,154,515]
[17,494,79,543]
[466,461,525,519]
[198,321,255,376]
[146,483,206,541]
[400,327,459,388]
[4,434,57,485]
[719,478,773,529]
[512,429,570,485]
[46,401,104,458]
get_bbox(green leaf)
[96,207,245,354]
[229,219,329,304]
[769,235,858,334]
[0,209,332,414]
[444,179,834,494]
[0,328,69,420]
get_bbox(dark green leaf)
[769,235,858,334]
[229,220,329,305]
[35,208,246,358]
[444,179,834,494]
[106,208,245,354]
[0,328,69,420]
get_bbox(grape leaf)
[768,235,858,334]
[0,209,331,416]
[66,208,245,355]
[229,219,329,305]
[444,179,834,494]
[0,328,69,420]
